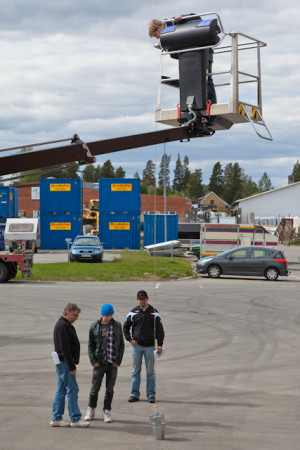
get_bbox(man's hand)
[157,346,163,354]
[130,339,137,346]
[93,363,100,367]
[112,363,119,368]
[70,369,77,375]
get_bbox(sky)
[0,0,299,188]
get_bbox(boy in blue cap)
[84,303,124,423]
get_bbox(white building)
[233,181,300,224]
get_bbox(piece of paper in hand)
[52,351,61,365]
[154,348,165,360]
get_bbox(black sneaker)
[148,397,155,403]
[128,396,139,402]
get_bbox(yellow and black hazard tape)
[238,103,247,116]
[252,107,260,120]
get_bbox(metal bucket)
[149,413,166,440]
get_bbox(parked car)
[196,246,289,280]
[70,235,104,263]
[187,240,201,259]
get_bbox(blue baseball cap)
[101,303,114,316]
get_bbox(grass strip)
[16,251,194,281]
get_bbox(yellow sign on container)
[109,222,130,230]
[111,184,132,192]
[50,222,71,231]
[50,184,71,192]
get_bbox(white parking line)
[155,283,160,289]
[199,284,203,289]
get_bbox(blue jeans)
[131,344,155,399]
[51,362,81,422]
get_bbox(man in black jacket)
[123,290,164,403]
[50,303,89,428]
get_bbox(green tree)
[115,166,126,178]
[172,154,184,192]
[208,162,224,196]
[292,160,300,182]
[94,165,101,181]
[258,172,273,192]
[158,153,171,187]
[182,155,191,189]
[187,169,205,200]
[142,160,156,193]
[133,171,140,178]
[100,160,115,178]
[241,173,259,198]
[82,164,96,182]
[223,162,243,204]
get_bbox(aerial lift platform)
[0,12,271,179]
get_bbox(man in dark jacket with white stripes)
[123,290,164,403]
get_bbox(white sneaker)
[84,407,95,421]
[103,410,112,423]
[50,419,70,427]
[70,419,90,428]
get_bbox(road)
[1,273,300,450]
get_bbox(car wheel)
[0,262,9,283]
[207,264,221,278]
[264,267,279,281]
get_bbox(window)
[251,249,267,259]
[228,249,248,259]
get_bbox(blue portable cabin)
[99,178,141,213]
[0,187,19,219]
[99,211,140,249]
[143,214,178,247]
[40,179,82,249]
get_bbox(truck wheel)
[207,264,221,278]
[0,262,9,283]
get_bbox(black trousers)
[88,364,118,411]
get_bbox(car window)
[74,238,100,246]
[274,251,284,259]
[227,249,248,259]
[251,249,267,259]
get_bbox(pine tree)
[82,164,96,182]
[158,153,171,187]
[187,169,206,200]
[258,172,273,192]
[241,173,259,198]
[142,160,156,193]
[223,162,243,204]
[100,160,115,178]
[115,166,126,178]
[94,165,101,181]
[172,154,184,192]
[208,162,223,196]
[292,160,300,182]
[182,155,191,189]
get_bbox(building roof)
[233,181,300,205]
[198,191,231,208]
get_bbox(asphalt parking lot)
[1,264,300,450]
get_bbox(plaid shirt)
[104,323,116,364]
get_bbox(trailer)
[0,218,37,282]
[0,250,33,283]
[200,223,278,258]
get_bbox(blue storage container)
[0,187,19,218]
[0,218,6,250]
[99,178,141,213]
[143,214,178,247]
[40,213,82,249]
[99,212,140,249]
[40,179,82,214]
